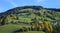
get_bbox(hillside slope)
[0,6,60,25]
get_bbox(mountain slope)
[0,6,60,25]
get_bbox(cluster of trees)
[4,14,17,24]
[31,22,53,33]
[14,17,53,33]
[30,17,60,33]
[0,14,17,25]
[51,23,60,33]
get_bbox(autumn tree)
[38,23,44,31]
[43,22,53,33]
[4,14,17,24]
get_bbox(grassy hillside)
[0,6,60,25]
[0,6,60,33]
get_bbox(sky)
[0,0,60,13]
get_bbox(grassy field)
[0,24,28,33]
[0,24,45,33]
[20,31,45,33]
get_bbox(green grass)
[20,31,45,33]
[0,24,30,33]
[0,24,45,33]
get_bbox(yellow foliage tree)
[5,14,16,23]
[49,25,53,32]
[38,25,42,31]
[42,22,53,33]
[31,25,35,29]
[41,23,44,30]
